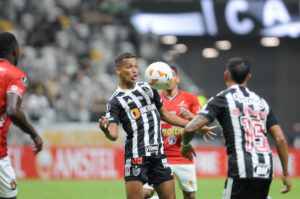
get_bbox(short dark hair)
[226,57,250,84]
[170,65,177,75]
[0,32,18,58]
[114,52,136,67]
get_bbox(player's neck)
[163,88,179,98]
[226,81,247,88]
[119,81,136,90]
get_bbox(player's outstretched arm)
[269,124,291,193]
[99,116,119,141]
[159,106,189,128]
[181,115,216,160]
[6,93,43,155]
[185,115,216,142]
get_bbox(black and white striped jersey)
[200,85,278,179]
[105,82,165,158]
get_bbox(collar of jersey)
[229,84,249,91]
[163,90,179,101]
[117,85,138,92]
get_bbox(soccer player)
[143,66,201,199]
[99,53,214,199]
[0,32,43,199]
[181,57,291,199]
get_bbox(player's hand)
[31,135,43,155]
[179,109,195,120]
[99,116,109,133]
[281,175,291,193]
[197,125,217,143]
[180,144,196,161]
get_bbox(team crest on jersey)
[132,166,141,176]
[168,135,177,145]
[130,108,141,119]
[10,180,17,190]
[22,76,28,86]
[142,86,153,97]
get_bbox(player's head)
[0,32,19,65]
[114,52,138,86]
[224,57,251,86]
[165,65,180,91]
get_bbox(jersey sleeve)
[189,94,201,115]
[266,108,279,130]
[105,98,121,124]
[6,71,28,98]
[152,88,163,109]
[199,95,223,122]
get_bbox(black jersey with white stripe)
[105,82,165,158]
[200,85,278,179]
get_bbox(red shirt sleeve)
[189,93,201,115]
[6,68,28,98]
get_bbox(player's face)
[116,57,138,86]
[166,70,179,91]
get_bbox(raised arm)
[6,93,43,155]
[99,116,119,141]
[269,124,291,193]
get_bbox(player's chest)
[163,97,189,115]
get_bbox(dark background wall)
[176,37,300,134]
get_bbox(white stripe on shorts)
[222,177,233,199]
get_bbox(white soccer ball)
[145,62,173,90]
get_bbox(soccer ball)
[145,62,173,90]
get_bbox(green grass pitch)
[18,178,299,199]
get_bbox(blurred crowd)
[0,0,163,123]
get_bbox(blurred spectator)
[24,85,53,123]
[291,123,300,148]
[0,0,200,123]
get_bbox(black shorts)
[124,155,173,185]
[223,177,272,199]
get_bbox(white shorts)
[144,164,197,192]
[0,156,18,198]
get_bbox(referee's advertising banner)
[8,146,300,179]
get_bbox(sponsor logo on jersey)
[254,164,270,176]
[130,104,156,120]
[146,144,159,152]
[125,159,131,177]
[106,112,115,122]
[167,135,177,145]
[162,128,184,135]
[130,108,141,119]
[177,100,187,107]
[22,76,28,86]
[161,158,170,168]
[106,104,111,112]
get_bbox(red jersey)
[160,90,201,164]
[0,59,27,158]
